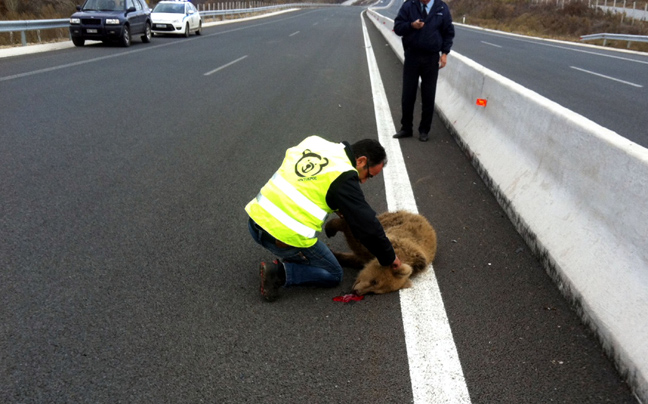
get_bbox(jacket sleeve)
[326,172,396,266]
[394,1,414,37]
[440,3,455,54]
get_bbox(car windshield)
[82,0,124,11]
[153,3,184,13]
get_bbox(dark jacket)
[325,142,396,266]
[394,0,455,55]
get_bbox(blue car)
[69,0,152,47]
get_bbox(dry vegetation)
[1,0,647,50]
[450,0,648,51]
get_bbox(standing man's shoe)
[260,260,285,302]
[393,130,413,139]
[419,132,429,142]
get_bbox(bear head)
[352,261,414,295]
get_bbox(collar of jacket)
[342,141,356,168]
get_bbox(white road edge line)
[570,66,643,88]
[204,55,248,76]
[289,31,300,37]
[360,11,472,404]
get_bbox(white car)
[151,0,201,37]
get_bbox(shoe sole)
[259,262,279,302]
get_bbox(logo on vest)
[295,149,329,179]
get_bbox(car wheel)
[72,37,85,47]
[195,21,202,35]
[184,23,190,38]
[142,22,151,43]
[120,24,131,47]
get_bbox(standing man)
[392,0,455,142]
[245,136,401,302]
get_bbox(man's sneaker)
[259,260,284,302]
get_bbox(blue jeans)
[248,218,343,288]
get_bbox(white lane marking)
[474,28,648,65]
[289,31,300,37]
[361,11,472,404]
[0,45,158,82]
[570,66,643,88]
[204,55,248,76]
[0,12,309,83]
[481,41,502,48]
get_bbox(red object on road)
[333,294,364,303]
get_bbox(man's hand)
[411,19,424,29]
[391,256,402,271]
[439,53,448,69]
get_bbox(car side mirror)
[76,5,81,10]
[126,6,136,13]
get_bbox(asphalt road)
[374,1,648,146]
[0,7,639,403]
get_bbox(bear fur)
[325,210,437,295]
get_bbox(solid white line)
[289,31,300,37]
[481,41,502,48]
[360,11,472,404]
[204,55,248,76]
[0,45,157,82]
[459,23,648,65]
[570,66,643,88]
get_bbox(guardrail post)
[21,30,26,46]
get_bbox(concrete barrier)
[367,8,648,402]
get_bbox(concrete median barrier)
[367,8,648,402]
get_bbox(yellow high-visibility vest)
[245,136,357,247]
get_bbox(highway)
[375,0,648,146]
[0,7,640,403]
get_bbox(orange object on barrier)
[476,98,487,107]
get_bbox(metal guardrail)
[0,3,342,46]
[580,32,648,48]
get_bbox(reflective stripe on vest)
[269,172,328,221]
[255,193,318,239]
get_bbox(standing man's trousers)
[400,49,441,135]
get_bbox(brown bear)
[325,210,437,295]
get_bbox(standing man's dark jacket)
[394,0,454,55]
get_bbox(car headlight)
[70,18,80,24]
[105,18,120,24]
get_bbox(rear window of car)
[154,3,185,13]
[83,0,122,11]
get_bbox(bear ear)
[393,263,413,278]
